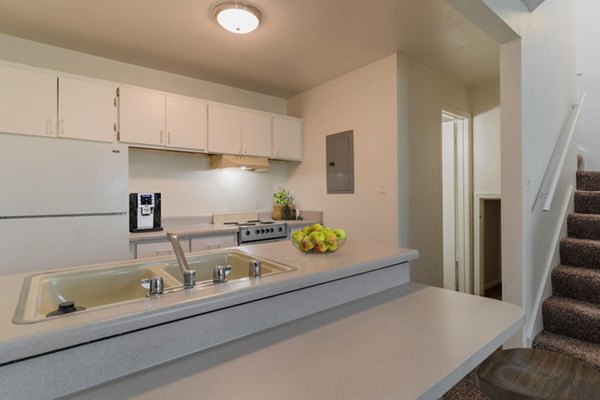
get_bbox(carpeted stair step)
[574,190,600,214]
[542,296,600,343]
[577,171,600,191]
[552,265,600,305]
[533,330,600,372]
[567,213,600,240]
[560,238,600,269]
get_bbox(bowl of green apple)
[290,223,346,254]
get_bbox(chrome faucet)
[140,276,164,296]
[249,259,262,278]
[167,232,196,289]
[213,265,233,283]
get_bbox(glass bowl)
[290,237,345,254]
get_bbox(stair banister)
[533,93,586,212]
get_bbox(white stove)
[224,220,288,244]
[214,213,289,245]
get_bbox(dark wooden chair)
[476,348,600,400]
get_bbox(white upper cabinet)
[242,111,272,157]
[119,86,207,151]
[0,65,57,137]
[58,76,117,143]
[118,86,165,146]
[165,95,207,151]
[272,116,302,161]
[208,105,272,157]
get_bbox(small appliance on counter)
[129,193,163,232]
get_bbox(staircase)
[532,170,600,371]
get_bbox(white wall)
[575,0,600,170]
[286,55,399,248]
[470,80,501,196]
[129,148,290,217]
[0,33,286,114]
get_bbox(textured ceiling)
[0,0,500,98]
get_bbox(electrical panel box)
[326,130,354,194]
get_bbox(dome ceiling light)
[213,1,263,34]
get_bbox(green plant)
[273,187,294,205]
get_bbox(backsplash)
[128,148,290,217]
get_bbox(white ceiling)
[0,0,500,98]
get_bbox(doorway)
[476,197,502,299]
[442,108,472,293]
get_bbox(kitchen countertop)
[67,283,524,400]
[0,239,417,365]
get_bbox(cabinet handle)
[155,249,173,256]
[160,130,164,144]
[59,119,65,136]
[206,243,221,250]
[46,119,54,135]
[168,131,171,145]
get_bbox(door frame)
[441,105,473,293]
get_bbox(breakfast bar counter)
[67,283,524,400]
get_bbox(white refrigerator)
[0,134,130,276]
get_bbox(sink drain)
[46,301,86,317]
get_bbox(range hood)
[209,155,269,171]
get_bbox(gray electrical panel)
[326,130,354,194]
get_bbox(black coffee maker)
[129,193,163,232]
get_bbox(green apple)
[324,231,338,243]
[315,242,328,253]
[292,230,305,243]
[326,241,339,252]
[301,225,313,235]
[300,238,315,251]
[312,223,324,231]
[310,231,325,243]
[334,228,347,240]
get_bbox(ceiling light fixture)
[213,1,262,34]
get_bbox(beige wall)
[286,54,399,247]
[287,53,471,287]
[398,54,470,287]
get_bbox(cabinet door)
[191,234,237,252]
[136,239,190,259]
[207,105,242,155]
[272,117,302,161]
[242,112,271,157]
[0,65,57,137]
[119,86,165,146]
[165,95,207,151]
[58,76,117,142]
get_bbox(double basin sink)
[14,250,294,324]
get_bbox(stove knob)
[255,229,260,234]
[278,227,283,232]
[261,229,266,233]
[245,230,250,235]
[270,228,274,233]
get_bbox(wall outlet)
[254,199,261,209]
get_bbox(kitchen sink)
[13,250,294,324]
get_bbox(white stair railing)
[532,93,586,212]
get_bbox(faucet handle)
[213,265,233,283]
[140,276,164,296]
[249,259,262,278]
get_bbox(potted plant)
[273,187,295,220]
